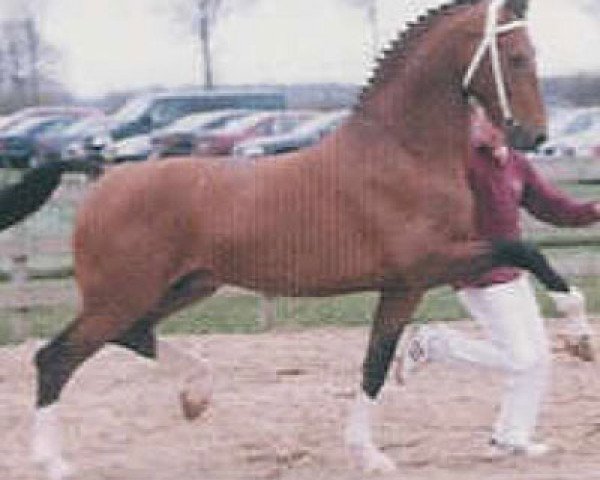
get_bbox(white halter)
[462,0,528,124]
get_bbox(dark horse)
[2,0,571,477]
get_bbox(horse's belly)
[208,228,385,295]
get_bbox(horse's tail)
[0,159,104,232]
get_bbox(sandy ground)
[1,321,600,480]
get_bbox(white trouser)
[427,275,550,445]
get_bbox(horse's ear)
[505,0,529,18]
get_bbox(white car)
[103,134,152,163]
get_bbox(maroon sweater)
[461,146,598,288]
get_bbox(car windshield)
[213,112,270,134]
[110,97,151,123]
[560,110,600,137]
[41,119,76,136]
[161,110,246,133]
[563,116,592,136]
[4,117,61,135]
[59,116,106,136]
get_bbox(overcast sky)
[13,0,600,97]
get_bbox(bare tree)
[0,0,66,108]
[156,0,258,89]
[23,17,39,103]
[197,0,220,89]
[1,20,30,106]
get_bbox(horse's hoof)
[564,334,595,362]
[179,390,210,421]
[348,443,397,474]
[364,451,397,474]
[32,447,73,480]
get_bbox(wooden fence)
[522,157,600,276]
[1,156,599,339]
[0,174,82,306]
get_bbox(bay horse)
[3,0,573,477]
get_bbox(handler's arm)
[520,154,600,227]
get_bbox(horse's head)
[461,0,546,151]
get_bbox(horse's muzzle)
[505,122,547,151]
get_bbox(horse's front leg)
[345,289,423,473]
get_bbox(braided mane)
[357,0,482,107]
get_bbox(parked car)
[233,109,351,157]
[0,106,100,133]
[102,134,154,163]
[90,88,287,155]
[538,123,600,158]
[150,109,252,158]
[559,107,600,136]
[194,110,316,156]
[32,114,109,165]
[0,115,84,168]
[103,109,253,163]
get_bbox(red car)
[194,110,316,156]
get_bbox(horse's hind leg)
[346,288,423,473]
[33,272,217,479]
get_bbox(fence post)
[259,295,276,331]
[9,252,30,342]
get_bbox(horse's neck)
[360,23,471,172]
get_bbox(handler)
[395,104,600,456]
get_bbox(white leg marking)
[32,404,73,480]
[345,391,397,473]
